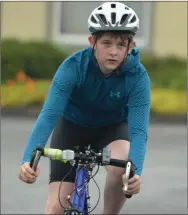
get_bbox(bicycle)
[30,145,136,215]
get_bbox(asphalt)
[1,108,187,125]
[1,117,187,214]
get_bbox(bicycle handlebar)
[29,146,136,199]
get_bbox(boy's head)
[87,2,139,73]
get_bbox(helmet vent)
[98,7,102,10]
[111,4,116,8]
[91,15,98,24]
[120,14,128,24]
[111,12,116,24]
[98,14,108,25]
[130,15,136,23]
[125,6,129,10]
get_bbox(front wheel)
[64,208,82,215]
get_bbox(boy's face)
[89,32,135,73]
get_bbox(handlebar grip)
[29,147,43,171]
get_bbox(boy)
[19,2,150,214]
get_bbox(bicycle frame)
[68,167,89,215]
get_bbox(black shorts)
[49,117,129,183]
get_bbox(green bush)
[141,55,186,90]
[2,39,69,82]
[2,39,25,82]
[2,39,187,90]
[23,41,68,79]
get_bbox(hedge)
[2,39,68,81]
[140,54,186,90]
[2,39,187,90]
[1,80,187,115]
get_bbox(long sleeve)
[22,59,79,163]
[127,72,151,176]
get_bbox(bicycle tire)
[64,208,82,215]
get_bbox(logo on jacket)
[110,91,120,98]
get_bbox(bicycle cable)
[68,164,91,197]
[58,158,101,213]
[88,177,100,213]
[58,166,74,209]
[67,163,101,213]
[69,163,101,213]
[87,164,101,213]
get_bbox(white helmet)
[88,2,139,34]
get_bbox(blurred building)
[1,1,187,58]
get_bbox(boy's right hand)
[18,162,40,184]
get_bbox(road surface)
[1,117,187,214]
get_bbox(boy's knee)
[105,139,130,176]
[107,140,130,160]
[106,166,125,181]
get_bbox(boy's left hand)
[122,174,141,196]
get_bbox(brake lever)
[30,147,43,171]
[123,161,135,199]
